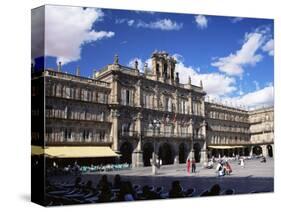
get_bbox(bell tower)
[151,51,177,84]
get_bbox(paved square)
[50,158,274,196]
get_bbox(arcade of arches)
[209,144,274,158]
[119,141,273,167]
[119,141,206,166]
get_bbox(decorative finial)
[200,80,203,88]
[135,60,138,70]
[114,54,119,64]
[92,69,96,78]
[58,61,62,72]
[175,72,179,83]
[144,63,148,73]
[76,66,80,76]
[188,76,191,85]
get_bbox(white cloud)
[127,58,152,72]
[173,54,274,109]
[176,63,237,98]
[127,19,135,26]
[136,19,183,30]
[172,54,237,98]
[262,39,274,56]
[116,18,135,26]
[128,58,144,71]
[211,29,269,76]
[194,15,208,29]
[223,84,274,109]
[231,17,244,23]
[117,18,183,31]
[44,5,114,65]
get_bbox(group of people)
[186,158,197,174]
[216,161,232,177]
[260,155,267,163]
[95,175,189,202]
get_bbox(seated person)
[218,166,224,177]
[206,160,214,169]
[260,156,266,163]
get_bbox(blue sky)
[32,5,274,109]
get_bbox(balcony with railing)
[118,130,139,138]
[46,134,112,145]
[45,69,110,88]
[210,126,250,134]
[142,131,197,139]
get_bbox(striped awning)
[208,145,245,149]
[31,146,119,158]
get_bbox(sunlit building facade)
[31,51,274,167]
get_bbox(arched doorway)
[179,143,186,163]
[238,148,243,156]
[159,143,174,165]
[253,146,262,156]
[234,148,238,156]
[211,149,218,157]
[120,142,133,164]
[229,149,234,157]
[193,143,201,162]
[244,148,250,156]
[143,142,154,166]
[267,145,273,157]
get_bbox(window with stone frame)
[121,88,133,106]
[56,84,62,97]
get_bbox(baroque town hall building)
[31,51,274,167]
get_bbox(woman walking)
[186,158,191,174]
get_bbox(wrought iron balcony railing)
[118,131,139,137]
[142,131,205,139]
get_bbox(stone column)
[261,145,268,157]
[135,79,142,107]
[249,146,253,157]
[188,93,193,115]
[159,60,164,82]
[111,74,119,104]
[201,97,205,117]
[173,143,179,165]
[111,109,120,152]
[200,120,208,163]
[154,85,159,109]
[188,119,194,159]
[174,90,178,112]
[132,112,144,167]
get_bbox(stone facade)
[31,51,274,167]
[205,102,274,158]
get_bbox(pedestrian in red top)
[186,158,191,174]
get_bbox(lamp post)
[149,119,161,175]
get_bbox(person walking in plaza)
[240,157,245,168]
[186,158,191,174]
[225,161,232,175]
[191,158,196,173]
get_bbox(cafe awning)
[208,145,245,149]
[31,146,119,158]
